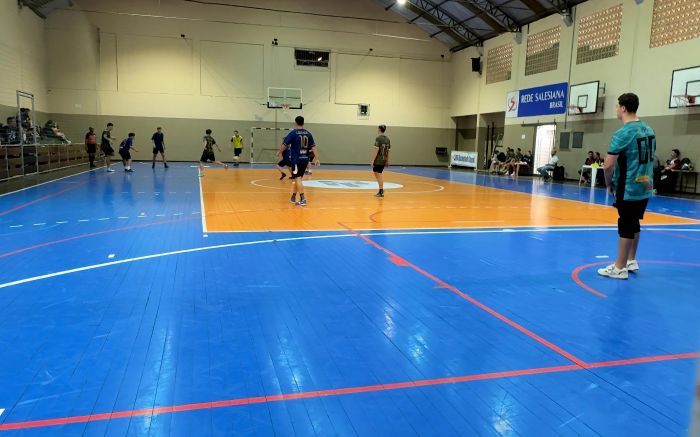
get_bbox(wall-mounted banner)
[504,82,568,118]
[450,151,478,168]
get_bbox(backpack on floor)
[553,166,566,181]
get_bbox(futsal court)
[0,163,698,436]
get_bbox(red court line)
[0,352,696,431]
[0,180,89,217]
[339,222,588,367]
[0,217,195,259]
[572,260,700,299]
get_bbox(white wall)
[43,0,453,129]
[0,0,48,112]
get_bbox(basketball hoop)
[674,94,697,107]
[281,103,290,112]
[567,105,584,115]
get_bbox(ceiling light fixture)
[397,0,407,5]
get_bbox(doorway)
[533,124,556,172]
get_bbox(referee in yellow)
[230,130,244,167]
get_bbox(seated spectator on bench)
[1,117,19,144]
[578,150,596,183]
[490,148,506,173]
[658,149,681,192]
[499,147,516,175]
[42,120,70,143]
[537,148,559,181]
[504,148,526,176]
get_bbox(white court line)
[9,225,23,228]
[1,227,699,290]
[0,408,4,417]
[198,174,208,233]
[56,221,68,224]
[0,168,95,198]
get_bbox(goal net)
[250,127,292,164]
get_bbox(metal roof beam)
[455,0,521,32]
[408,0,482,47]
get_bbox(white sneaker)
[626,260,639,273]
[597,264,628,279]
[107,168,115,172]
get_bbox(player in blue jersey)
[118,133,139,172]
[276,116,320,206]
[598,93,656,280]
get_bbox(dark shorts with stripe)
[119,150,131,160]
[291,161,308,179]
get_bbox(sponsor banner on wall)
[505,82,568,117]
[450,151,478,168]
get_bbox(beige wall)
[35,0,454,163]
[0,0,48,112]
[450,0,700,189]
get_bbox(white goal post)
[250,127,293,164]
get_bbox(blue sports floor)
[0,163,698,436]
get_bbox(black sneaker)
[375,192,384,198]
[280,173,287,180]
[164,164,169,168]
[152,163,155,169]
[290,195,296,203]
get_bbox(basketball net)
[567,105,583,114]
[281,103,290,112]
[674,95,696,107]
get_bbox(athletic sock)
[300,193,305,201]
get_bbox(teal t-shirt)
[608,120,656,201]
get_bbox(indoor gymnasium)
[1,0,699,435]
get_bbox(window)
[294,49,330,68]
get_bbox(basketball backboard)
[568,81,600,115]
[267,87,303,109]
[669,66,700,108]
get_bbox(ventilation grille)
[525,26,561,76]
[486,43,513,84]
[577,4,623,64]
[295,49,330,68]
[650,0,700,48]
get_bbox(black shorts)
[153,145,165,154]
[278,158,291,168]
[234,148,242,157]
[615,198,649,239]
[291,161,308,179]
[101,145,114,156]
[119,150,131,160]
[373,165,385,174]
[200,150,216,163]
[87,144,97,154]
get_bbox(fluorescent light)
[318,57,323,61]
[397,0,407,4]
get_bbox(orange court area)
[200,169,696,232]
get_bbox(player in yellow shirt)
[230,130,244,167]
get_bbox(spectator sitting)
[490,148,506,173]
[42,120,70,143]
[595,152,603,165]
[499,147,516,175]
[537,148,559,181]
[505,148,526,176]
[2,117,19,144]
[658,149,681,192]
[578,151,595,183]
